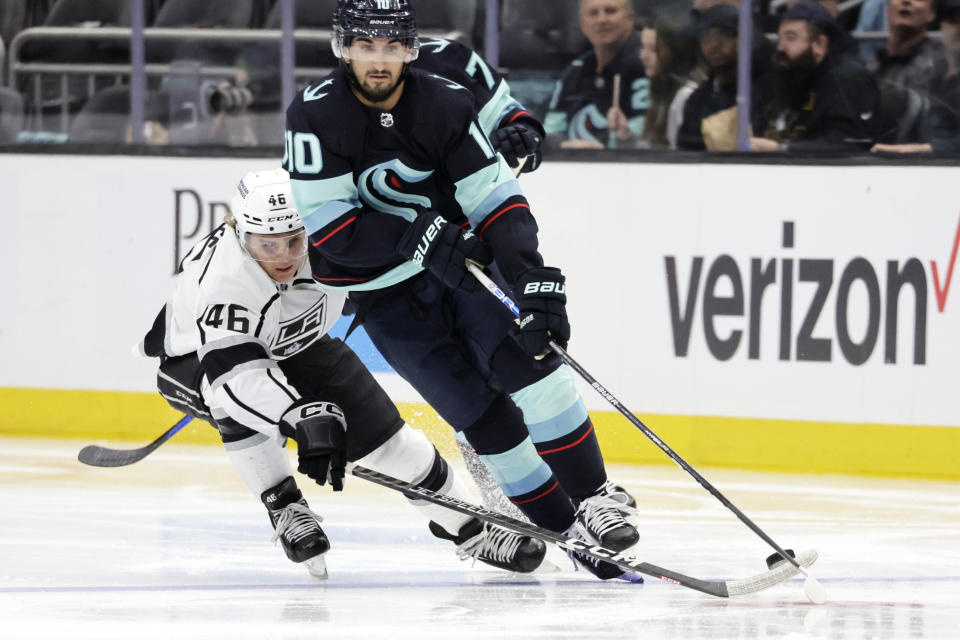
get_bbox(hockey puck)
[765,548,796,570]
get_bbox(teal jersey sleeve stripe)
[455,157,523,228]
[291,174,361,234]
[300,200,358,235]
[477,80,514,136]
[494,99,526,130]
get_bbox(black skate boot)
[261,476,330,578]
[562,521,643,582]
[429,518,546,573]
[576,489,639,552]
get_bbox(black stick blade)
[78,444,155,467]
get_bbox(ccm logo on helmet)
[523,281,566,295]
[267,214,297,223]
[412,215,446,265]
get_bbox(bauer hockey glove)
[515,267,570,356]
[397,211,492,291]
[279,399,348,491]
[489,122,542,174]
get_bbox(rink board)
[2,155,959,478]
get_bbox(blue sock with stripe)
[511,365,607,501]
[462,395,576,532]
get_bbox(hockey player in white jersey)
[140,168,546,578]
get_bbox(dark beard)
[346,64,402,103]
[776,46,818,74]
[776,47,819,105]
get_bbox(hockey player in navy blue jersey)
[413,36,544,174]
[284,0,640,580]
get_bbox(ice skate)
[261,476,330,578]
[429,518,546,573]
[577,489,639,552]
[597,480,637,509]
[562,520,643,582]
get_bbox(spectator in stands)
[868,0,948,142]
[870,0,947,96]
[632,15,702,149]
[750,2,879,151]
[676,4,742,150]
[872,0,960,153]
[544,0,649,149]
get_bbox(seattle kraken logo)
[358,159,434,221]
[569,105,608,145]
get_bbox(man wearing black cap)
[750,2,880,151]
[676,3,741,150]
[872,0,960,152]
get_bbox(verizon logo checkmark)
[931,213,960,313]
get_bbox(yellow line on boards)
[2,387,957,480]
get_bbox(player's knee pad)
[357,425,446,489]
[509,364,589,445]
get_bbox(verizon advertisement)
[524,162,960,428]
[2,155,958,428]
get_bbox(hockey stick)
[77,415,194,467]
[466,262,827,601]
[350,464,817,598]
[76,418,816,598]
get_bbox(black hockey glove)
[489,122,542,174]
[397,211,492,291]
[515,267,570,357]
[279,399,347,491]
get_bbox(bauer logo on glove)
[522,281,567,295]
[398,210,492,291]
[515,267,570,356]
[411,215,447,266]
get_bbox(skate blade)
[533,557,563,574]
[303,554,328,579]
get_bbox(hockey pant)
[156,336,473,535]
[351,271,608,533]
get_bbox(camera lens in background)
[207,85,254,115]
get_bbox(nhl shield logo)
[380,112,394,128]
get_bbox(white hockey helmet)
[232,168,302,235]
[231,168,307,264]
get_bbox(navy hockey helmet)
[332,0,420,62]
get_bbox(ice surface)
[1,438,957,639]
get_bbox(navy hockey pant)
[351,271,607,532]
